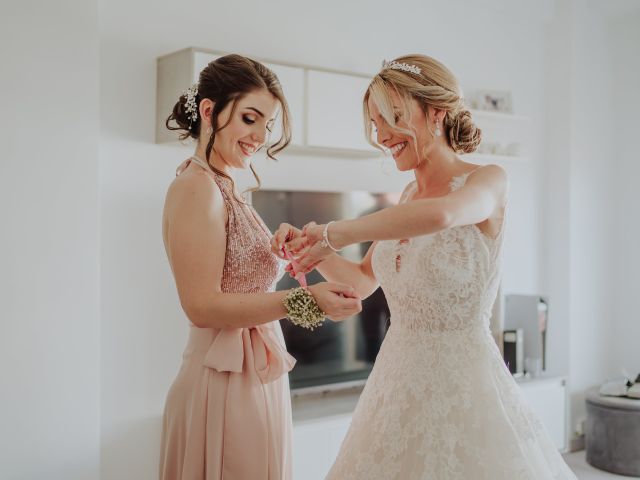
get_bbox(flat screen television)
[252,190,401,391]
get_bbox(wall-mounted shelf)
[157,48,533,164]
[156,48,377,154]
[470,108,532,161]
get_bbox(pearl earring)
[435,123,442,137]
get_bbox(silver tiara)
[381,59,421,76]
[183,83,199,125]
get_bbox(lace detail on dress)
[371,172,501,333]
[326,172,576,480]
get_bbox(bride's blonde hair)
[364,54,481,155]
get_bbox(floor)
[564,451,634,479]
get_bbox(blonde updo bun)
[447,109,482,154]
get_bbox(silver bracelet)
[319,221,341,252]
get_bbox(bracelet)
[283,287,326,330]
[319,221,341,252]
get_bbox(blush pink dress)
[159,156,295,480]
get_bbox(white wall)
[610,9,640,381]
[566,0,618,433]
[561,0,640,436]
[540,0,574,383]
[0,2,100,479]
[100,1,553,478]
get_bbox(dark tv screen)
[252,190,400,390]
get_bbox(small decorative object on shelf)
[472,89,513,113]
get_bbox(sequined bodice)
[177,156,285,293]
[371,173,506,333]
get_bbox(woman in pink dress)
[159,54,361,480]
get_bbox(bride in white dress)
[272,54,576,480]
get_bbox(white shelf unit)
[292,414,352,480]
[466,108,532,164]
[156,48,376,154]
[156,48,532,166]
[515,376,568,452]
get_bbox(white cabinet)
[192,51,218,80]
[292,414,351,480]
[264,63,305,147]
[517,376,568,451]
[306,70,376,153]
[156,48,375,153]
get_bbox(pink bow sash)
[203,323,296,384]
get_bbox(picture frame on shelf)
[474,89,513,113]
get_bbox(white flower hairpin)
[381,60,421,76]
[183,83,199,125]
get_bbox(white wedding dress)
[326,173,576,480]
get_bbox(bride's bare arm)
[330,165,508,248]
[313,244,380,300]
[292,165,507,272]
[272,228,378,300]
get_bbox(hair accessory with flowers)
[381,59,421,76]
[183,83,199,126]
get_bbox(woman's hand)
[308,282,362,322]
[271,222,304,259]
[290,222,335,274]
[272,221,335,276]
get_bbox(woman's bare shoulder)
[166,167,223,209]
[163,168,227,235]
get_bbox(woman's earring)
[206,126,213,135]
[435,123,442,137]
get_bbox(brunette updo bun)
[167,89,200,140]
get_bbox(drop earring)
[435,122,442,137]
[206,126,213,135]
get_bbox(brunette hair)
[167,53,292,192]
